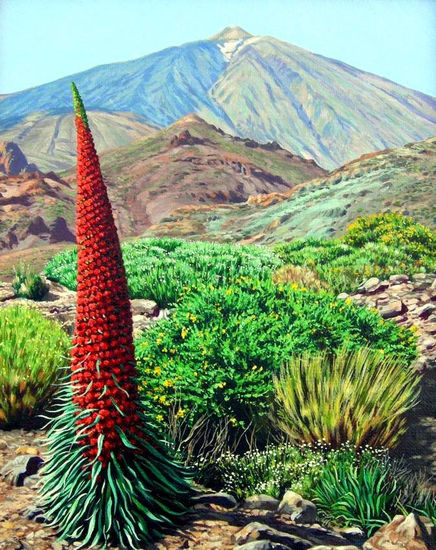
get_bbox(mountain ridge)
[1,27,435,170]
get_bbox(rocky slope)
[0,118,324,252]
[0,142,39,175]
[146,136,436,243]
[0,144,75,252]
[1,26,435,170]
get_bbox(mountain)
[1,26,435,170]
[145,136,436,244]
[0,111,157,172]
[0,116,325,251]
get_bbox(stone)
[277,491,318,524]
[389,274,409,284]
[233,541,292,550]
[337,293,349,300]
[377,299,404,318]
[309,546,359,550]
[22,505,48,524]
[233,522,312,549]
[15,446,40,456]
[360,277,380,293]
[0,455,44,486]
[243,495,280,511]
[131,298,159,317]
[0,438,8,450]
[416,303,436,319]
[192,492,238,509]
[339,526,366,540]
[22,474,41,489]
[363,513,435,550]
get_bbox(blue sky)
[0,0,435,95]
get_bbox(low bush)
[12,264,49,301]
[273,213,436,293]
[272,264,328,292]
[272,347,420,449]
[0,306,70,428]
[206,442,435,535]
[44,237,282,307]
[135,277,417,455]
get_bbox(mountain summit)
[1,29,435,170]
[208,26,253,41]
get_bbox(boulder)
[192,492,238,509]
[243,495,280,511]
[278,491,318,524]
[363,513,435,550]
[0,454,44,487]
[377,299,404,318]
[233,522,312,549]
[233,542,292,550]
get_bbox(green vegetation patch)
[274,213,436,293]
[44,237,282,307]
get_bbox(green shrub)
[273,214,436,293]
[272,347,420,449]
[12,264,49,301]
[272,264,329,292]
[0,306,70,428]
[45,237,281,307]
[135,277,417,451]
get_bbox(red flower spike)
[70,82,142,467]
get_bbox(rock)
[22,505,48,523]
[337,293,349,300]
[234,522,312,549]
[131,298,159,317]
[0,142,37,175]
[416,303,436,319]
[309,546,359,550]
[0,438,8,450]
[389,274,409,284]
[48,217,75,244]
[22,474,40,489]
[15,446,40,456]
[277,491,318,524]
[377,299,404,318]
[233,542,292,550]
[243,495,280,511]
[192,492,238,509]
[363,513,435,550]
[360,277,381,293]
[0,455,44,486]
[338,526,366,540]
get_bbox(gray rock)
[278,491,318,524]
[23,505,48,524]
[389,274,409,284]
[377,299,404,318]
[337,293,349,300]
[0,454,44,486]
[192,492,238,509]
[360,277,380,293]
[243,495,280,511]
[131,298,159,317]
[233,542,293,550]
[234,522,312,549]
[416,303,436,319]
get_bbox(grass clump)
[134,277,417,457]
[0,305,70,428]
[274,213,436,293]
[272,347,420,449]
[12,263,49,301]
[44,237,281,307]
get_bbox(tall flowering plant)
[37,83,192,549]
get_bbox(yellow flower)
[176,408,186,418]
[154,366,162,376]
[156,414,164,422]
[222,328,226,334]
[230,417,237,425]
[156,338,163,345]
[163,379,174,387]
[226,288,233,295]
[217,382,226,388]
[181,327,188,339]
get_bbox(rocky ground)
[0,273,435,549]
[0,429,434,550]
